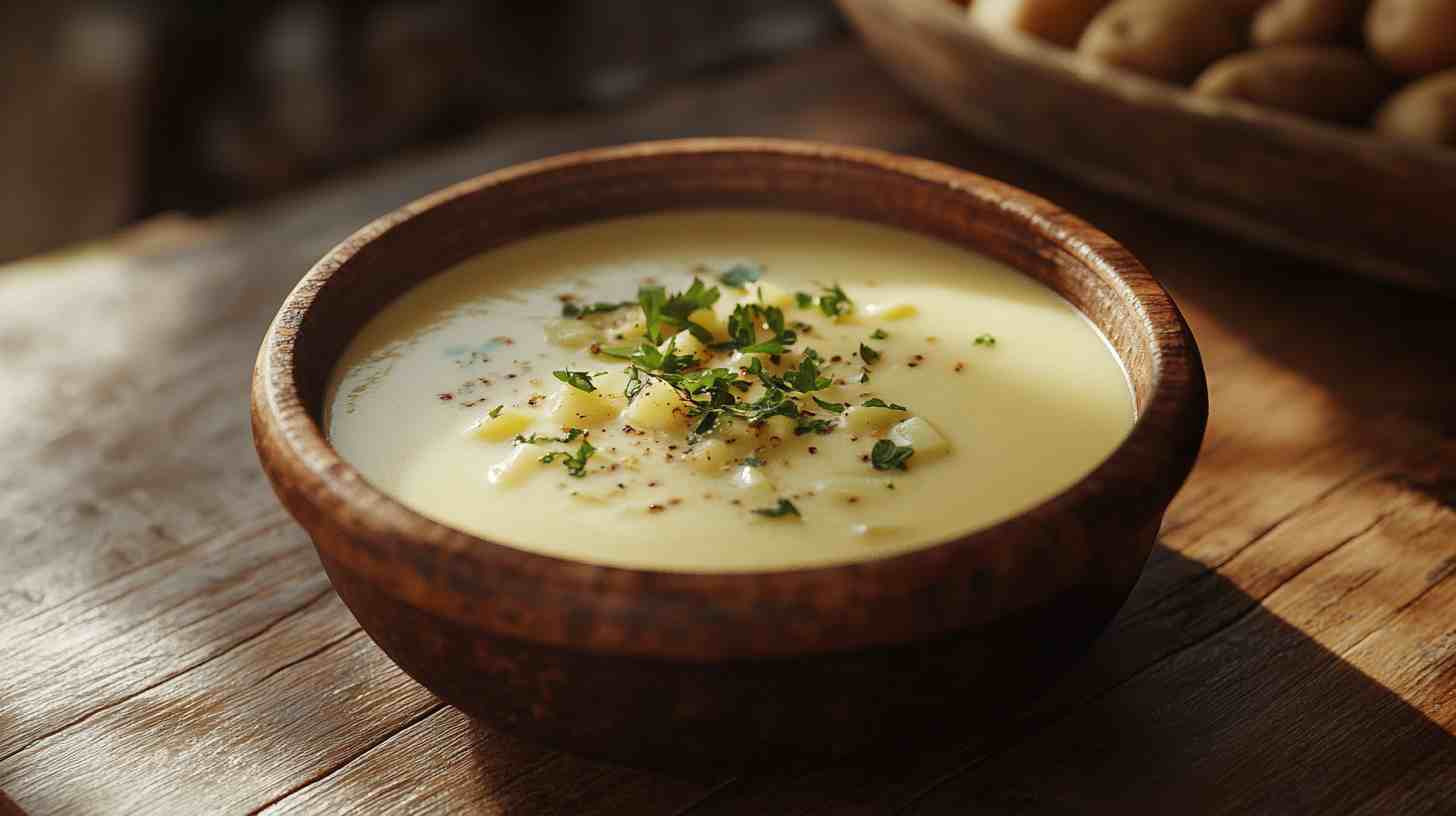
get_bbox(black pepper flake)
[954,362,966,373]
[831,355,843,363]
[669,498,683,506]
[808,446,818,455]
[648,504,665,513]
[648,481,659,487]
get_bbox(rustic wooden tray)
[838,0,1456,293]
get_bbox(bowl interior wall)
[291,151,1159,428]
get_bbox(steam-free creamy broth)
[326,211,1134,571]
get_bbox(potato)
[860,301,919,320]
[843,405,908,435]
[1375,68,1456,145]
[1366,0,1456,75]
[486,445,543,487]
[549,382,621,427]
[1193,46,1394,121]
[543,318,598,349]
[969,0,1115,47]
[622,380,688,432]
[1079,0,1262,82]
[746,282,794,310]
[1252,0,1369,46]
[888,417,951,459]
[471,408,535,442]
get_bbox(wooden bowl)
[838,0,1456,294]
[251,138,1207,767]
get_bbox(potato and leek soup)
[326,211,1134,572]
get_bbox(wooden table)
[3,42,1454,814]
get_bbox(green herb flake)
[552,369,597,392]
[562,300,634,319]
[719,263,763,289]
[516,428,586,445]
[862,398,908,411]
[795,418,836,436]
[870,439,914,471]
[540,439,596,477]
[795,292,814,309]
[974,333,997,347]
[812,396,846,414]
[818,284,853,318]
[859,343,882,364]
[870,328,889,340]
[743,456,766,468]
[488,405,504,419]
[752,498,801,519]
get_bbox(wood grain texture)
[839,0,1456,293]
[2,42,1455,814]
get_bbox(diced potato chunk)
[590,368,632,406]
[549,382,620,427]
[661,329,705,357]
[544,318,599,348]
[685,438,750,473]
[623,380,689,432]
[471,408,535,442]
[687,308,725,341]
[843,405,907,434]
[761,414,796,442]
[862,301,918,321]
[813,476,890,500]
[487,445,542,487]
[607,314,646,342]
[729,464,775,495]
[889,416,949,459]
[747,282,794,309]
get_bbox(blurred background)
[1,1,842,263]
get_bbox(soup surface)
[327,211,1135,571]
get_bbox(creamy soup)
[327,211,1134,572]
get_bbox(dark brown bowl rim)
[252,138,1206,660]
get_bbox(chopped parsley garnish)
[795,418,836,435]
[516,428,586,445]
[488,405,503,418]
[720,302,796,354]
[639,279,720,344]
[562,300,634,319]
[795,292,814,308]
[552,368,598,392]
[752,498,800,518]
[540,439,595,477]
[812,396,846,414]
[862,398,908,411]
[859,343,881,364]
[783,353,832,393]
[975,333,997,347]
[743,456,766,467]
[870,329,889,340]
[871,439,914,471]
[718,263,762,289]
[818,284,853,318]
[603,338,697,374]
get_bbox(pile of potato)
[960,0,1456,147]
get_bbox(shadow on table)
[450,543,1453,814]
